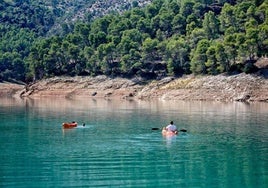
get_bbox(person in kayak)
[163,121,178,134]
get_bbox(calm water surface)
[0,98,267,187]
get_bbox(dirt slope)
[1,73,268,102]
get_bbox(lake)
[0,98,267,187]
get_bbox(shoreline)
[1,73,268,102]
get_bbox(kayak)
[162,129,178,136]
[62,122,78,129]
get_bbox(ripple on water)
[0,99,267,188]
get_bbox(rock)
[105,92,113,97]
[1,73,268,102]
[235,94,251,102]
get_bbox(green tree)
[74,23,90,45]
[172,14,186,35]
[136,18,152,35]
[235,33,247,62]
[129,8,146,28]
[205,45,218,75]
[0,52,24,81]
[120,49,141,76]
[89,31,107,48]
[256,0,268,24]
[190,39,210,74]
[3,0,268,80]
[188,28,206,49]
[158,8,174,37]
[215,42,229,72]
[28,39,50,80]
[118,29,142,55]
[245,28,259,60]
[90,15,112,34]
[165,37,190,75]
[223,34,238,65]
[108,17,131,41]
[83,46,95,74]
[258,24,268,56]
[219,3,237,33]
[145,0,162,18]
[180,0,195,18]
[97,42,118,75]
[141,37,159,63]
[202,11,220,39]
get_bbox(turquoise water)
[0,98,267,187]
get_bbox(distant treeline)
[0,0,268,82]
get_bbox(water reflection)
[1,98,268,136]
[1,97,268,114]
[0,97,267,187]
[1,97,268,138]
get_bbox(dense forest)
[0,0,267,82]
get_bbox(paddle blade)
[151,128,160,130]
[179,129,187,132]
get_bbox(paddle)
[151,127,187,132]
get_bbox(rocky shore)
[1,73,268,102]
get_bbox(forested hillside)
[0,0,151,81]
[0,0,268,82]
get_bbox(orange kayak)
[62,122,78,129]
[162,129,178,136]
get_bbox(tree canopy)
[0,0,267,82]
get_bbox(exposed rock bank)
[140,74,268,102]
[0,82,25,97]
[1,73,268,102]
